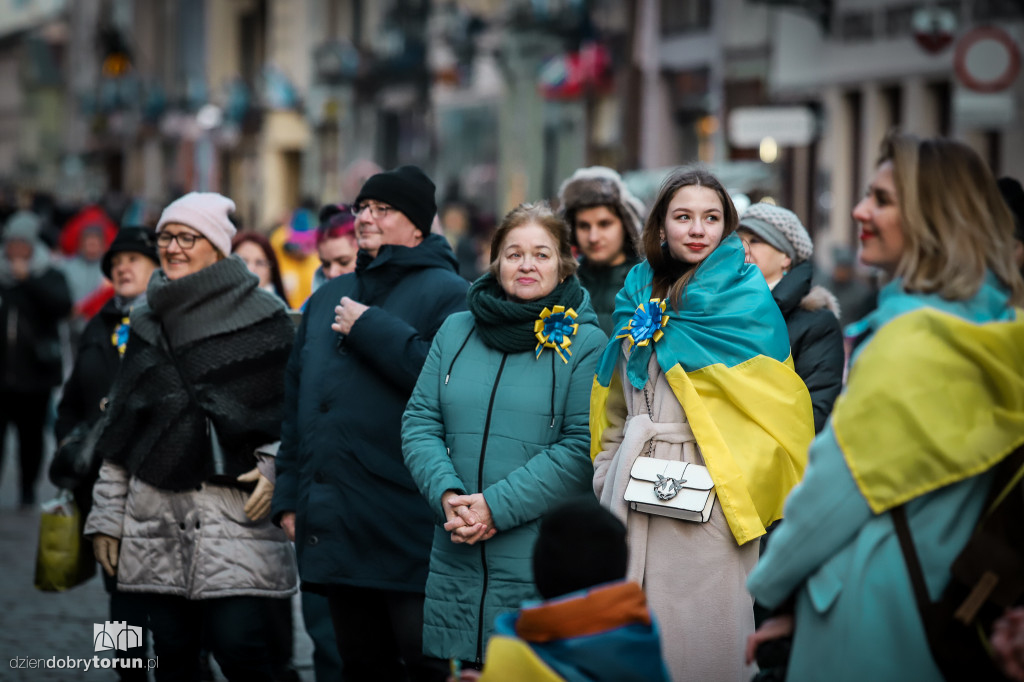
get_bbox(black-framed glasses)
[353,202,394,220]
[157,232,207,250]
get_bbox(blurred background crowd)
[0,0,1019,304]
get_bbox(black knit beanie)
[102,226,160,279]
[354,165,437,235]
[532,496,628,600]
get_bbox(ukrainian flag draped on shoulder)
[591,235,815,545]
[834,276,1024,514]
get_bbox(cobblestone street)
[0,433,315,681]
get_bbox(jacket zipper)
[475,352,507,665]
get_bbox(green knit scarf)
[466,273,584,353]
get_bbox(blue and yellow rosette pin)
[616,298,669,348]
[534,305,579,363]
[111,317,130,356]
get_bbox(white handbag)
[623,457,717,522]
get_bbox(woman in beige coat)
[591,168,814,680]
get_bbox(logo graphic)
[93,622,142,652]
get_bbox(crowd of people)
[1,130,1023,682]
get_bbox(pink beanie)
[156,192,237,256]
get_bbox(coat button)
[319,401,329,413]
[308,535,319,546]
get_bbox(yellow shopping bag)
[34,493,97,592]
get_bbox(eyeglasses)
[157,232,207,250]
[353,202,394,220]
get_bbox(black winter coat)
[55,298,125,442]
[772,260,845,433]
[272,234,469,593]
[0,267,71,392]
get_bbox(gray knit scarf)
[132,255,283,349]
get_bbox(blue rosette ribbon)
[112,317,131,356]
[534,305,579,364]
[615,298,669,349]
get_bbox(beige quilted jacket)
[85,461,297,599]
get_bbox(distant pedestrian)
[558,167,645,336]
[272,166,468,682]
[738,202,844,432]
[57,205,118,333]
[85,192,297,682]
[0,210,72,508]
[402,203,607,670]
[310,203,358,293]
[232,231,289,304]
[747,132,1024,681]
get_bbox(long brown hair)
[880,132,1024,306]
[642,167,739,308]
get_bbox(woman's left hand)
[444,493,497,545]
[238,467,274,521]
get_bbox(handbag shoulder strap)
[159,321,202,409]
[891,506,931,614]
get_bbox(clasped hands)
[442,491,497,545]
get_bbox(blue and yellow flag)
[834,281,1024,514]
[591,235,815,545]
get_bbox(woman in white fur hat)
[738,203,845,433]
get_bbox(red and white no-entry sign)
[954,27,1021,93]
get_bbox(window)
[884,5,915,38]
[661,0,712,35]
[973,0,1024,22]
[837,10,874,42]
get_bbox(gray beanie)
[558,166,645,258]
[739,203,813,263]
[3,211,42,244]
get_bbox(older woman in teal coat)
[746,133,1024,681]
[402,203,608,671]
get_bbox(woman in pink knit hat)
[85,192,298,681]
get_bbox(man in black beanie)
[272,165,467,682]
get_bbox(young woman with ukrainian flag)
[591,167,815,681]
[745,132,1024,681]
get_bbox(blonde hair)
[881,132,1024,306]
[488,202,578,280]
